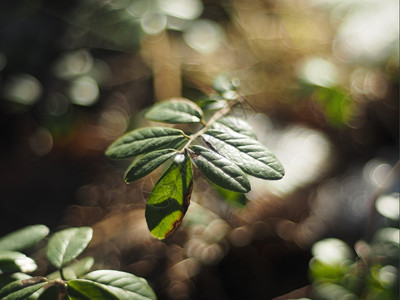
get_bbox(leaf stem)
[180,96,245,153]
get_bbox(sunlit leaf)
[125,149,177,183]
[0,251,37,275]
[0,225,49,252]
[46,227,93,269]
[145,153,193,239]
[214,116,257,140]
[212,184,248,207]
[189,145,250,193]
[106,127,187,159]
[203,128,284,180]
[84,270,156,300]
[0,277,47,300]
[47,257,94,280]
[145,98,203,123]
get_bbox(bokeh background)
[0,0,398,299]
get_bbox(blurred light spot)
[333,0,398,62]
[54,49,93,79]
[158,0,203,20]
[229,226,252,247]
[88,59,111,84]
[276,219,296,241]
[3,73,42,105]
[200,243,223,265]
[99,109,129,138]
[378,265,398,287]
[183,20,224,54]
[69,76,99,106]
[313,283,357,300]
[127,0,151,18]
[0,52,7,71]
[141,13,167,35]
[29,127,53,157]
[203,219,230,243]
[299,57,338,87]
[46,93,70,116]
[171,258,200,279]
[376,193,399,220]
[374,227,400,245]
[363,159,391,187]
[312,238,353,265]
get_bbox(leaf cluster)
[0,225,156,300]
[106,76,284,239]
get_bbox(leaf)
[212,184,248,208]
[46,227,93,269]
[214,116,257,140]
[145,153,193,239]
[0,277,47,300]
[106,127,187,159]
[0,251,37,275]
[0,225,49,252]
[145,98,203,123]
[47,257,94,280]
[0,273,31,289]
[67,280,118,300]
[36,285,59,300]
[84,270,156,300]
[189,145,250,193]
[125,149,177,183]
[212,74,238,93]
[202,128,284,180]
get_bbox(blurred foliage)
[0,0,398,299]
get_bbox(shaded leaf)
[0,251,37,275]
[215,116,257,140]
[67,280,117,300]
[0,277,47,300]
[212,184,248,208]
[36,285,60,300]
[146,154,193,239]
[106,127,186,159]
[189,145,250,193]
[84,270,157,300]
[0,225,49,252]
[145,98,203,123]
[0,273,31,289]
[125,149,177,183]
[47,257,94,280]
[203,129,284,180]
[46,227,93,269]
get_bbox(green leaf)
[212,74,238,93]
[47,257,94,280]
[84,270,156,300]
[0,225,49,252]
[0,273,31,289]
[214,116,257,140]
[0,251,37,275]
[145,98,203,123]
[0,277,47,300]
[125,149,177,183]
[145,153,193,239]
[212,184,248,208]
[67,280,118,300]
[106,127,187,160]
[202,128,284,180]
[46,227,93,269]
[36,285,59,300]
[189,145,250,193]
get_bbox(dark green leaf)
[47,257,94,280]
[212,184,248,208]
[36,285,60,300]
[125,149,177,183]
[215,116,257,140]
[46,227,93,269]
[106,127,187,159]
[202,129,284,180]
[0,251,37,275]
[67,280,117,300]
[84,270,157,300]
[145,98,203,123]
[189,145,250,193]
[0,277,47,300]
[0,273,31,289]
[0,225,49,252]
[146,153,193,239]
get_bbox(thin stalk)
[180,96,245,153]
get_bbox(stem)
[180,96,245,153]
